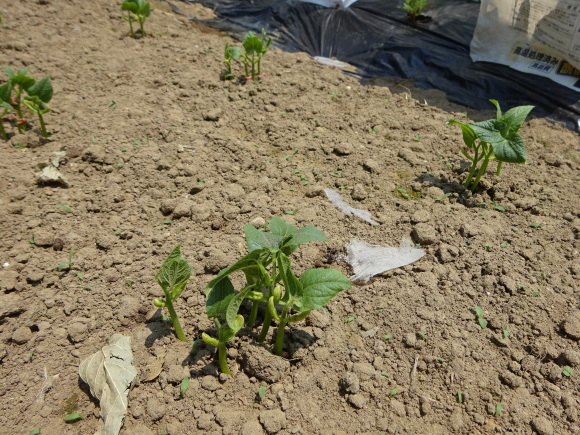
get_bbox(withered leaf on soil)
[79,334,138,435]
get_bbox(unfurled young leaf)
[26,77,53,103]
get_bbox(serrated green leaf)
[27,77,53,103]
[206,277,235,319]
[447,120,477,149]
[155,245,191,301]
[244,224,282,252]
[295,268,350,311]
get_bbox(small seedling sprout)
[401,0,429,22]
[179,377,190,398]
[121,0,151,37]
[23,77,53,138]
[457,391,464,403]
[474,305,487,329]
[258,385,267,400]
[63,413,83,423]
[562,366,573,377]
[0,81,13,140]
[448,100,534,191]
[223,43,241,80]
[494,402,503,417]
[153,245,191,342]
[57,245,75,272]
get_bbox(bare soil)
[0,1,578,434]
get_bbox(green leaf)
[0,82,12,103]
[291,225,327,246]
[0,101,12,113]
[491,133,527,164]
[225,288,251,330]
[56,204,73,213]
[447,120,477,149]
[562,366,573,377]
[218,318,242,342]
[277,252,303,302]
[205,249,267,295]
[500,104,534,137]
[470,119,504,144]
[474,305,484,318]
[10,74,35,90]
[29,430,41,435]
[139,1,151,17]
[295,268,350,311]
[155,245,191,301]
[258,385,266,399]
[477,317,488,329]
[494,402,503,417]
[121,1,138,12]
[64,413,83,423]
[27,77,53,103]
[180,377,190,398]
[206,277,235,319]
[225,44,241,61]
[489,99,502,119]
[244,224,282,252]
[268,217,297,237]
[242,32,262,55]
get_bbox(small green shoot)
[493,204,505,212]
[240,29,272,80]
[179,377,190,398]
[562,366,573,377]
[501,326,509,338]
[401,0,429,22]
[388,388,399,397]
[346,316,356,323]
[383,334,393,340]
[223,43,241,80]
[380,371,391,378]
[457,391,464,403]
[529,223,544,228]
[435,192,451,202]
[474,306,487,329]
[121,0,150,37]
[153,245,191,342]
[29,430,41,435]
[448,100,534,191]
[56,204,73,213]
[417,330,426,340]
[494,402,503,417]
[0,81,13,140]
[4,65,35,132]
[257,385,267,400]
[57,245,75,272]
[64,413,83,423]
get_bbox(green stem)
[247,300,259,328]
[0,118,7,140]
[496,161,503,176]
[139,17,145,36]
[165,300,187,342]
[464,144,480,189]
[470,148,493,192]
[274,320,287,356]
[37,111,47,138]
[218,342,231,375]
[257,309,272,342]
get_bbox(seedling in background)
[57,246,75,272]
[223,43,241,80]
[448,100,534,192]
[257,385,267,400]
[457,391,464,403]
[401,0,429,22]
[23,77,53,138]
[473,305,487,329]
[4,65,35,132]
[121,0,150,38]
[562,366,573,377]
[494,402,503,417]
[179,377,190,398]
[153,245,191,342]
[241,29,272,80]
[63,413,83,423]
[204,217,350,375]
[0,82,13,140]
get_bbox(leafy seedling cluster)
[401,0,429,22]
[203,217,351,374]
[153,245,191,342]
[222,29,272,81]
[121,0,151,38]
[1,66,53,139]
[448,100,534,191]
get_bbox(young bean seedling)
[0,82,12,140]
[223,42,241,80]
[23,77,53,138]
[448,100,534,192]
[241,29,272,80]
[121,0,150,37]
[153,245,191,342]
[203,217,350,374]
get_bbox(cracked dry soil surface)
[0,0,579,434]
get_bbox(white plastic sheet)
[324,188,379,226]
[346,238,425,282]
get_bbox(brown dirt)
[0,1,579,434]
